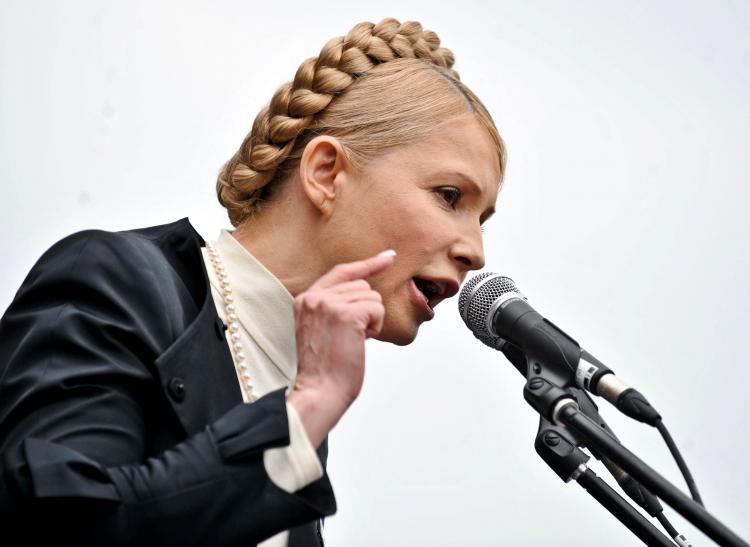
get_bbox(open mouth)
[413,278,442,308]
[410,277,458,317]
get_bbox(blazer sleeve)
[0,229,336,546]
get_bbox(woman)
[0,17,505,546]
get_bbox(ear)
[298,136,350,217]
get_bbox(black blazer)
[0,217,335,546]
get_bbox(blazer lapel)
[149,218,244,437]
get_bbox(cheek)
[397,223,452,264]
[387,203,447,252]
[373,221,454,300]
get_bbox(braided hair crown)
[217,17,502,227]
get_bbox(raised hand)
[287,249,396,448]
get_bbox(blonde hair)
[216,17,506,227]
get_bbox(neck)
[231,198,328,297]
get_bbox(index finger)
[311,249,397,290]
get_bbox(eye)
[436,186,462,208]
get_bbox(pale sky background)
[2,1,749,545]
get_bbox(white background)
[2,1,748,545]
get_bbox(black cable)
[656,511,678,538]
[656,419,704,506]
[657,511,694,546]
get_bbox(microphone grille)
[458,273,524,337]
[457,271,496,316]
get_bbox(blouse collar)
[210,227,297,381]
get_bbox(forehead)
[404,116,502,197]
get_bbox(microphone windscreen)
[458,273,524,338]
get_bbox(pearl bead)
[206,240,256,402]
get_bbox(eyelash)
[437,187,462,208]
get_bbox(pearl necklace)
[205,241,257,402]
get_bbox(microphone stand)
[502,343,675,544]
[556,402,747,547]
[534,416,674,546]
[524,374,749,547]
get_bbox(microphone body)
[460,273,660,425]
[491,294,613,393]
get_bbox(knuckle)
[353,279,370,291]
[295,291,320,312]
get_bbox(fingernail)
[377,249,397,258]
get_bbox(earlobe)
[299,136,348,216]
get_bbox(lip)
[409,278,435,321]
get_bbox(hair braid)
[216,18,460,227]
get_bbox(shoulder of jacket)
[61,216,199,246]
[44,216,199,258]
[24,217,203,289]
[118,216,203,245]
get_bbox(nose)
[450,223,486,273]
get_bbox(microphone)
[458,272,661,426]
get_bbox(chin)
[375,320,420,346]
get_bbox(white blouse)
[200,228,325,547]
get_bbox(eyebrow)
[437,170,497,224]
